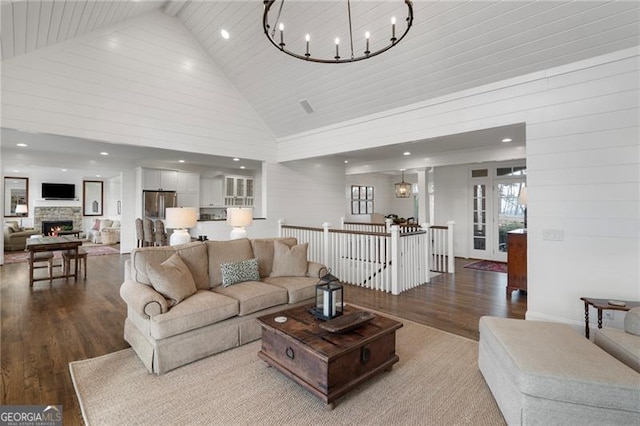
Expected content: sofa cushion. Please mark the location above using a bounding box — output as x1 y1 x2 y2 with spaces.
270 241 308 277
213 281 287 316
221 258 260 287
262 276 318 303
130 242 209 290
6 221 20 232
146 253 197 306
99 219 113 229
251 238 297 278
624 307 640 336
594 327 640 373
91 218 100 230
206 239 254 288
149 290 239 339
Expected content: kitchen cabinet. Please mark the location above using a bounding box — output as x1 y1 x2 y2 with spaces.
200 178 224 207
177 172 199 193
176 172 199 208
224 176 254 206
143 169 178 191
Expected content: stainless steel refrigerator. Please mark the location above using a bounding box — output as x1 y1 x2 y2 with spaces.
143 190 177 219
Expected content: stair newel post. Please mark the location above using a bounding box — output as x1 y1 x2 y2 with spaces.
447 220 455 273
278 219 284 238
423 222 431 283
322 222 331 270
390 225 400 295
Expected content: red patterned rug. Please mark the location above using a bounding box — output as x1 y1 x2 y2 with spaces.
463 260 508 273
3 245 120 264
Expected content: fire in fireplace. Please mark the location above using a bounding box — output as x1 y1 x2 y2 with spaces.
42 220 74 236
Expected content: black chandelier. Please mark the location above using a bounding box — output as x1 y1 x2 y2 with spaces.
263 0 414 64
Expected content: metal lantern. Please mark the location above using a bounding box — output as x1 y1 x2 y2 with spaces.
311 271 343 321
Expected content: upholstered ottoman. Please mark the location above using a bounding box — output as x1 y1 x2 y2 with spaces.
101 228 119 245
478 317 640 425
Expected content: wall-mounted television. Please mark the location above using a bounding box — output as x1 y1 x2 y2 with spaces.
42 183 76 200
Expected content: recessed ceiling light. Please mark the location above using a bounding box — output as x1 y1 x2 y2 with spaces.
502 138 512 143
16 143 27 147
240 166 246 169
403 151 411 156
96 174 101 178
178 160 185 163
61 169 68 172
344 160 349 164
12 170 19 173
100 152 109 156
233 158 240 162
221 29 230 39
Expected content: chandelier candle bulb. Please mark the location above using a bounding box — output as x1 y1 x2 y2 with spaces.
365 31 370 55
335 37 340 60
391 16 396 42
279 23 284 47
305 34 310 57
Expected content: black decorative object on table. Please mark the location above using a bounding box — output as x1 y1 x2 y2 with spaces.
310 271 343 321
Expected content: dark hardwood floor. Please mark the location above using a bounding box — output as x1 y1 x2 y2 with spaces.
0 253 525 425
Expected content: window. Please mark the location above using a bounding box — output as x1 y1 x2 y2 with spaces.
351 185 374 214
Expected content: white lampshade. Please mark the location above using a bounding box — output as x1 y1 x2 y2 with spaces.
227 207 253 240
165 207 197 246
518 186 528 206
15 204 28 215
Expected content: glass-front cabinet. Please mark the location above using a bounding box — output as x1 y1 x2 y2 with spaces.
224 176 254 206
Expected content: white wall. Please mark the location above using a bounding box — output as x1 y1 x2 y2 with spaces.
433 165 469 258
345 173 415 222
1 10 277 163
276 48 640 326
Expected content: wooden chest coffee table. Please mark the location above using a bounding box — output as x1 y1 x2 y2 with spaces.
257 304 403 409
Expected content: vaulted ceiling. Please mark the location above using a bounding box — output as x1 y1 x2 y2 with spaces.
1 0 639 171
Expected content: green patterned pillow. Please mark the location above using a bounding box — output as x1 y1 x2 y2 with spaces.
221 258 260 287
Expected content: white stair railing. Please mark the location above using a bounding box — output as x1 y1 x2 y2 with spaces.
279 220 444 295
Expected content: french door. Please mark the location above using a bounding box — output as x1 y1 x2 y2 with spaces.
469 166 526 262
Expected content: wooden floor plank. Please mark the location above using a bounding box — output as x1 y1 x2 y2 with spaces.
1 252 525 425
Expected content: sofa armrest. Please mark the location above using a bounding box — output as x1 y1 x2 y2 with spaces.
308 261 328 278
120 280 168 318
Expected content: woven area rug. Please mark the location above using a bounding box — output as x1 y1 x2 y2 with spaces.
69 320 504 425
464 260 508 273
3 245 119 264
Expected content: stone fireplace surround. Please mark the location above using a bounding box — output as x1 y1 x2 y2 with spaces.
34 207 82 234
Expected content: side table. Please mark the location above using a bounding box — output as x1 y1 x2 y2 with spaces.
580 297 640 338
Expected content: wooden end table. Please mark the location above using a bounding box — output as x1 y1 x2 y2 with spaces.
580 297 640 338
257 304 403 409
25 236 83 286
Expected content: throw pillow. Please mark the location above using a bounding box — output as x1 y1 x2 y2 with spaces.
91 219 100 231
624 307 640 336
146 253 197 306
221 258 260 287
6 221 20 232
270 241 308 277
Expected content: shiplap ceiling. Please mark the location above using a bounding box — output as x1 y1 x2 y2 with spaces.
1 0 639 170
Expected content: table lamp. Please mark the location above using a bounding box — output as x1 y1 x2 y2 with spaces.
227 207 253 240
15 204 28 227
165 207 197 246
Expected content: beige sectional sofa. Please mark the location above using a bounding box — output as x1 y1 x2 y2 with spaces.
120 237 326 374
